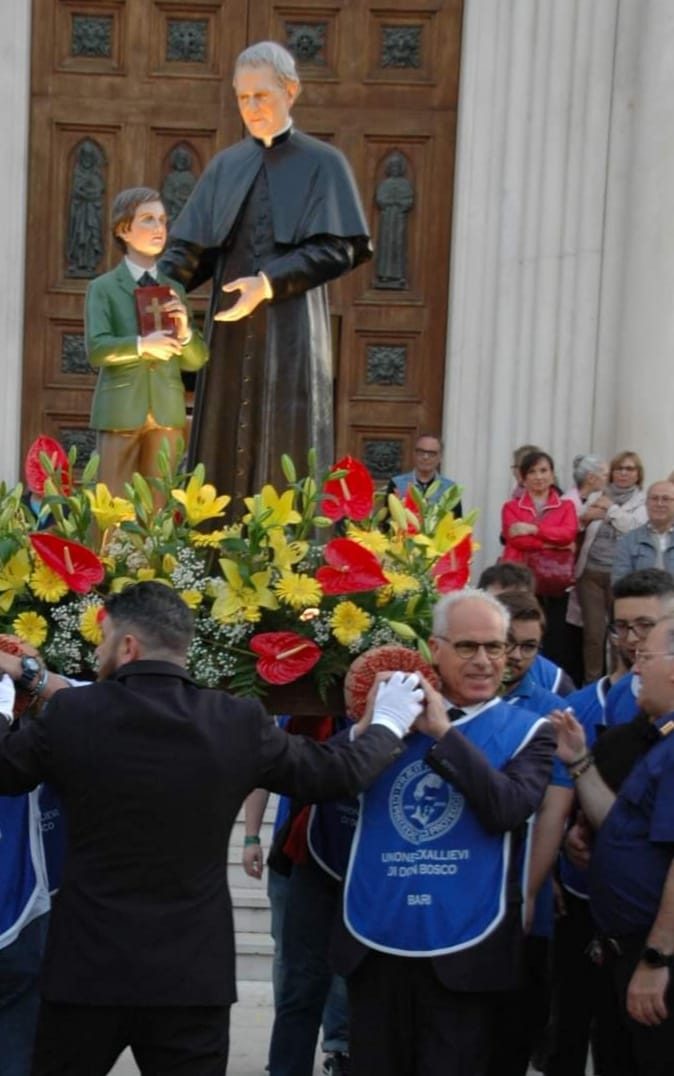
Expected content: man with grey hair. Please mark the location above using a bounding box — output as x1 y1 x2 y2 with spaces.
332 589 555 1076
161 40 371 501
612 480 674 583
553 613 674 1074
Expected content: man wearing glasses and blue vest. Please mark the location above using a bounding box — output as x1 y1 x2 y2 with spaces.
333 589 555 1076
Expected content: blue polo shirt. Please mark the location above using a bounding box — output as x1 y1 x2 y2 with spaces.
530 653 575 697
505 673 570 937
558 677 610 898
589 714 674 935
604 672 640 728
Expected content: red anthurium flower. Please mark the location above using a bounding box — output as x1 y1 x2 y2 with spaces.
431 535 473 593
24 436 71 496
250 631 322 684
316 538 388 594
321 457 374 521
29 533 105 594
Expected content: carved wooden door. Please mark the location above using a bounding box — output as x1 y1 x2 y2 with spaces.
22 0 462 486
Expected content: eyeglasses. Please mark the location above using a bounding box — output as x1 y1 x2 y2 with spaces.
415 448 439 457
505 639 541 658
635 649 674 664
434 636 507 660
647 495 674 504
608 618 657 640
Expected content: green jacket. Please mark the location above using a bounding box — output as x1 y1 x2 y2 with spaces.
86 260 208 431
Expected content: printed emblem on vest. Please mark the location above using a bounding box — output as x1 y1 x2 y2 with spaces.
389 759 464 845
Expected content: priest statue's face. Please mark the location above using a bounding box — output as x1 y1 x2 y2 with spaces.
234 63 299 141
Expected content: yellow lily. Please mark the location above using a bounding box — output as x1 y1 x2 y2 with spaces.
0 549 31 612
268 531 308 569
211 559 278 623
85 484 136 530
243 485 301 528
172 475 231 526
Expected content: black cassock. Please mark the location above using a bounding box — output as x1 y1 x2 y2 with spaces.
160 127 371 503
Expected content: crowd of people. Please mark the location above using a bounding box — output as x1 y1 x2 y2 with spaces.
1 439 674 1076
1 26 673 1076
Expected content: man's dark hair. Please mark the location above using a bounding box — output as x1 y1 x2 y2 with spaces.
478 561 535 592
104 581 194 656
111 187 162 252
495 589 546 630
612 568 674 601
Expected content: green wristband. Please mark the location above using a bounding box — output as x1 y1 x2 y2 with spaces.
244 835 261 846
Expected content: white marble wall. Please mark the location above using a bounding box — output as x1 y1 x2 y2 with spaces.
445 0 674 571
0 0 31 484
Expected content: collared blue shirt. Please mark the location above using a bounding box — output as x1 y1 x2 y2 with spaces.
558 677 611 897
589 713 674 935
604 672 640 728
504 672 570 938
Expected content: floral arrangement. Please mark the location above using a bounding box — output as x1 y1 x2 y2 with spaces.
0 441 477 701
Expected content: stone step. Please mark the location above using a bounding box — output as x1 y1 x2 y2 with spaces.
235 931 275 982
231 887 271 934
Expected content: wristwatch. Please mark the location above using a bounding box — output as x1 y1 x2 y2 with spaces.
17 655 41 691
640 946 674 968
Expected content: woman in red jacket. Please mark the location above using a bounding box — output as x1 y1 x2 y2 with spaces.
501 450 578 669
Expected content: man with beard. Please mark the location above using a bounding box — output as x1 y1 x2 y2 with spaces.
0 582 422 1075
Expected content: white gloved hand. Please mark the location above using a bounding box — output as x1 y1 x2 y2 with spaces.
0 673 16 722
371 671 424 738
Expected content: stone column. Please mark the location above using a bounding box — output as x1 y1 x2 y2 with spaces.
0 0 31 483
444 0 620 569
594 0 674 482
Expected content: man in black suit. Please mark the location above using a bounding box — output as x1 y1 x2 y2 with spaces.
0 582 422 1076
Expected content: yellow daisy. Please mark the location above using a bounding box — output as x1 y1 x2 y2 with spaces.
383 571 422 596
12 611 48 647
79 605 104 645
30 561 69 602
274 572 323 609
189 528 231 548
330 602 372 646
346 525 389 555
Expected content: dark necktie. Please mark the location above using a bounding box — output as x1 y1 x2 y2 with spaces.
137 271 158 287
447 707 466 722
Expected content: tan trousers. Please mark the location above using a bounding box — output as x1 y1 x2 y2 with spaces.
97 419 184 507
576 567 613 683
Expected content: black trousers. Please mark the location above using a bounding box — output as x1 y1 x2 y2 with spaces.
30 1000 230 1075
347 951 493 1076
609 934 674 1076
487 934 550 1076
546 891 635 1076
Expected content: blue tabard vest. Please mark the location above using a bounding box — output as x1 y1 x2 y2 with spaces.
0 791 49 947
39 783 66 893
344 701 546 956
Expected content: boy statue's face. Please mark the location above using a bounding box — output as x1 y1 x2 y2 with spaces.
117 200 167 262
